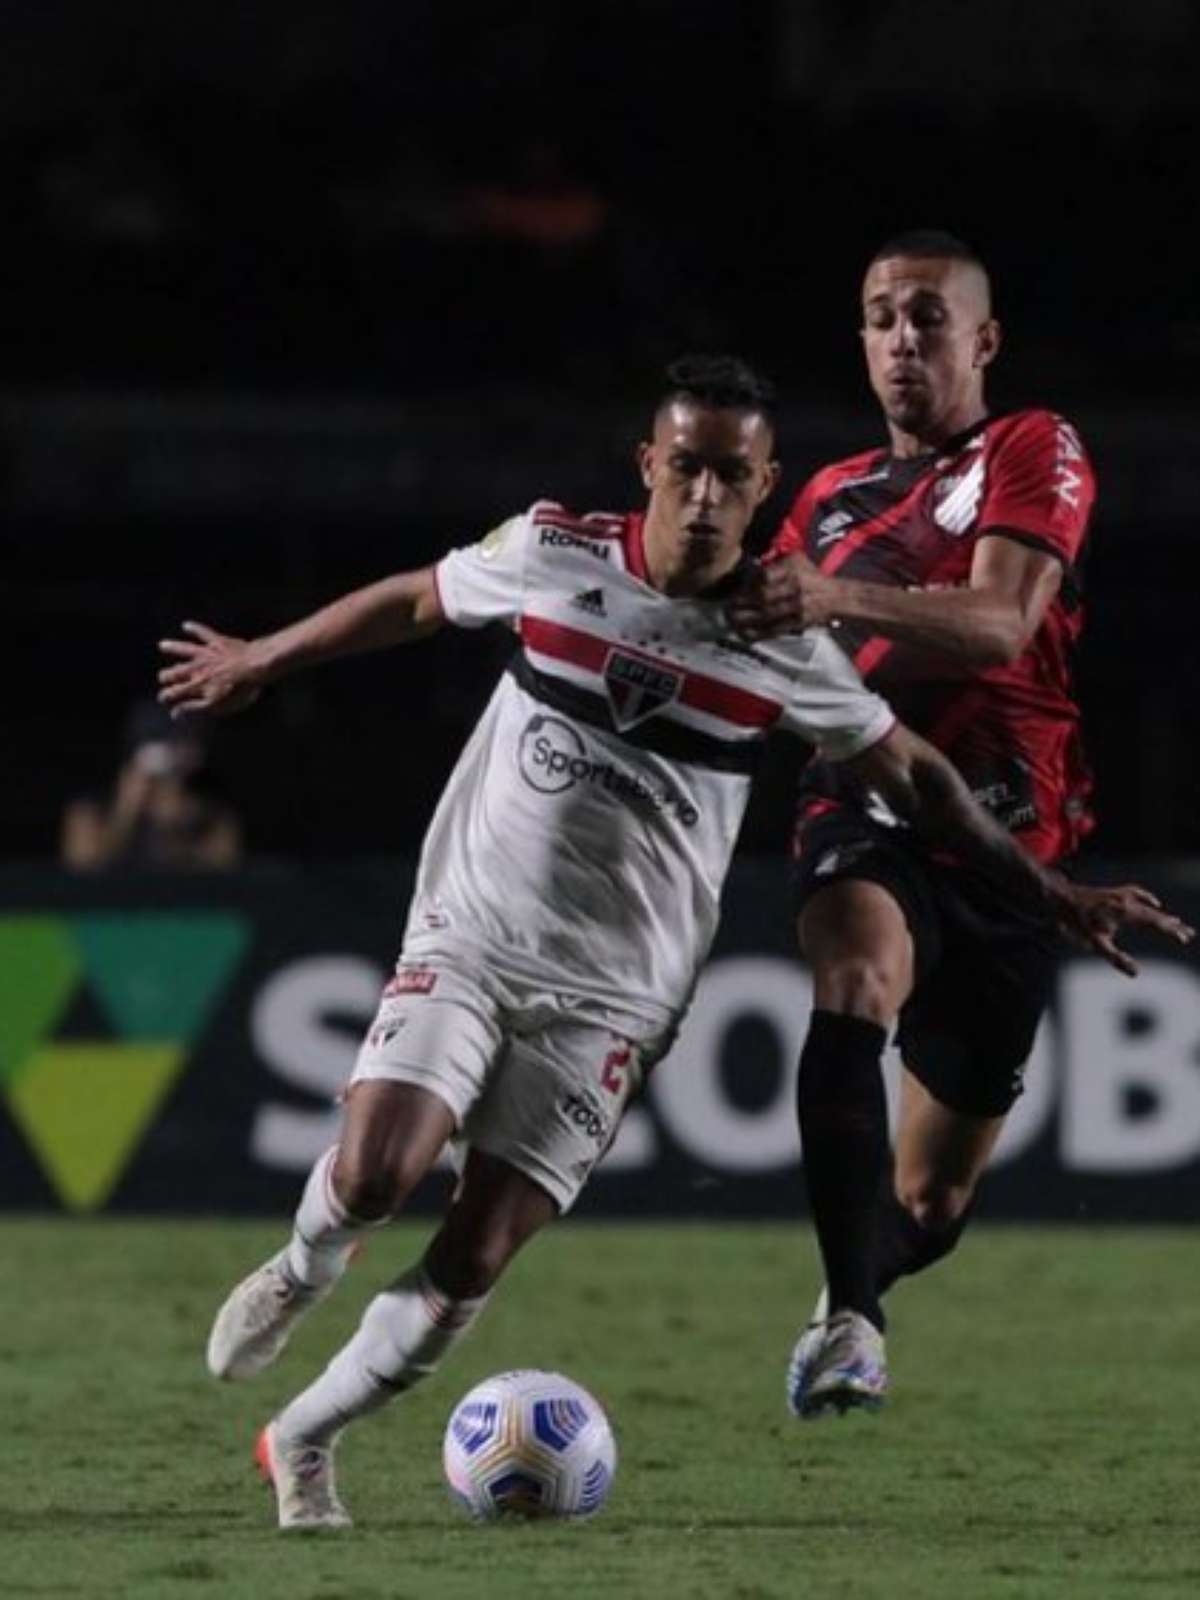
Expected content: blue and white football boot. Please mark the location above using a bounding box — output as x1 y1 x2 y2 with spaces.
785 1286 829 1416
789 1297 887 1420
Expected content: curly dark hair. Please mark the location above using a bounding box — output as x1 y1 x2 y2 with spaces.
659 354 777 422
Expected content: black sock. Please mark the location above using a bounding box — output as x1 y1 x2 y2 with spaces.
796 1009 889 1332
874 1187 974 1297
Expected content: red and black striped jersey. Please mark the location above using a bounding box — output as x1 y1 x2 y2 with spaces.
770 409 1096 863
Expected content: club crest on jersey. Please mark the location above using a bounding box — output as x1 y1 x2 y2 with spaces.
603 650 682 730
931 456 985 535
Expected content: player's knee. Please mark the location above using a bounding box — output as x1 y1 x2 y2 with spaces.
333 1151 425 1220
896 1174 975 1234
814 955 902 1025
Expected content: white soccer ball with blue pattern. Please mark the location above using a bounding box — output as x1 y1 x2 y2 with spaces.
443 1369 617 1520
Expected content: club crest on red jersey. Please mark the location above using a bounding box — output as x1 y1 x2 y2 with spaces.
603 650 682 730
931 455 985 535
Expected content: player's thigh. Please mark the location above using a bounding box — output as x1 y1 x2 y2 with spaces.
341 957 506 1210
896 910 1053 1150
337 1080 458 1213
892 1067 1006 1227
798 878 917 1020
463 1016 661 1216
792 814 936 1021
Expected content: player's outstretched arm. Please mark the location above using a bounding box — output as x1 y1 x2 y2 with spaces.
158 566 444 718
848 724 1194 976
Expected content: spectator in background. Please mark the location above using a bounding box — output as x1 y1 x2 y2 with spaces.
59 699 241 871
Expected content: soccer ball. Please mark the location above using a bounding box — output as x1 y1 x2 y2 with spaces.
442 1369 617 1520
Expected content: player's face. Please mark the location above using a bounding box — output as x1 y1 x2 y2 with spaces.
638 402 778 586
861 256 1000 449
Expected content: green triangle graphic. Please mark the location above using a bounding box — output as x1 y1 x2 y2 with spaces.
6 1042 185 1211
71 913 249 1042
0 918 80 1083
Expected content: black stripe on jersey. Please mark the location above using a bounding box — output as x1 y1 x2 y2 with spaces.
508 652 762 776
814 456 911 530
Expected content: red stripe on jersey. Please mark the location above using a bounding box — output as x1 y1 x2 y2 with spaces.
521 614 609 670
853 636 893 677
520 614 780 729
819 479 930 577
682 662 778 726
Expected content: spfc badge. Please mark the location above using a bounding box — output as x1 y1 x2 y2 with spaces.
603 650 682 730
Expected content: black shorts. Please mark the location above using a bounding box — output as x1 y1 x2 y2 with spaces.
791 810 1063 1118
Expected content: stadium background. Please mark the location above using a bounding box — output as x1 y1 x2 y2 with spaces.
4 0 1200 1221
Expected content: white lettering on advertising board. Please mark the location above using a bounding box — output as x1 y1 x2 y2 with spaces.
248 954 1200 1180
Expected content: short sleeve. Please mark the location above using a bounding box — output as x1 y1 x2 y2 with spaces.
434 513 531 629
978 411 1095 565
773 628 896 761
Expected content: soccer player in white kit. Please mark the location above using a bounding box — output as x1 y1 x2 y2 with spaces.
158 357 1181 1529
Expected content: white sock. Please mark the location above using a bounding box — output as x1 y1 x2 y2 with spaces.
285 1147 377 1290
276 1264 489 1447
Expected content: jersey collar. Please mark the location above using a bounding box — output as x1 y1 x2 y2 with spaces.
886 412 993 471
627 509 753 600
623 511 650 580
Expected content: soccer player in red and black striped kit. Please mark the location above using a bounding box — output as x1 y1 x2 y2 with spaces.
731 230 1135 1417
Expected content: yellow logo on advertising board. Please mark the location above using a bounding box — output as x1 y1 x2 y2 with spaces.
0 914 247 1210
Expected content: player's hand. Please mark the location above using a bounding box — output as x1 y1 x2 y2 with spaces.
157 622 265 718
728 554 838 639
1050 881 1194 977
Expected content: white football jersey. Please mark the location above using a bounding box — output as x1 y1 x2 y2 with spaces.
401 502 895 1033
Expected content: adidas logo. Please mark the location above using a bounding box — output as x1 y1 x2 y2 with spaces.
571 588 606 616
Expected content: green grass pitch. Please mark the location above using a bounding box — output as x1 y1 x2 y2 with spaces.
2 1218 1198 1599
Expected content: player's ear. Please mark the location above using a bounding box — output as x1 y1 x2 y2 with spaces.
974 317 1001 369
756 458 781 505
636 440 656 490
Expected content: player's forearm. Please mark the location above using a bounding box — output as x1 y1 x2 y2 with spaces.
825 579 1024 667
251 572 442 681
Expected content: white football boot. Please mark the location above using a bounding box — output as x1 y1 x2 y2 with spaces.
256 1422 352 1530
796 1308 887 1420
206 1249 331 1380
785 1285 829 1416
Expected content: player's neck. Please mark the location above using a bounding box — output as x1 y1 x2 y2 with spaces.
643 531 741 597
887 400 989 459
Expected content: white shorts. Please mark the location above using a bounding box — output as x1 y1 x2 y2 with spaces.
351 954 672 1212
